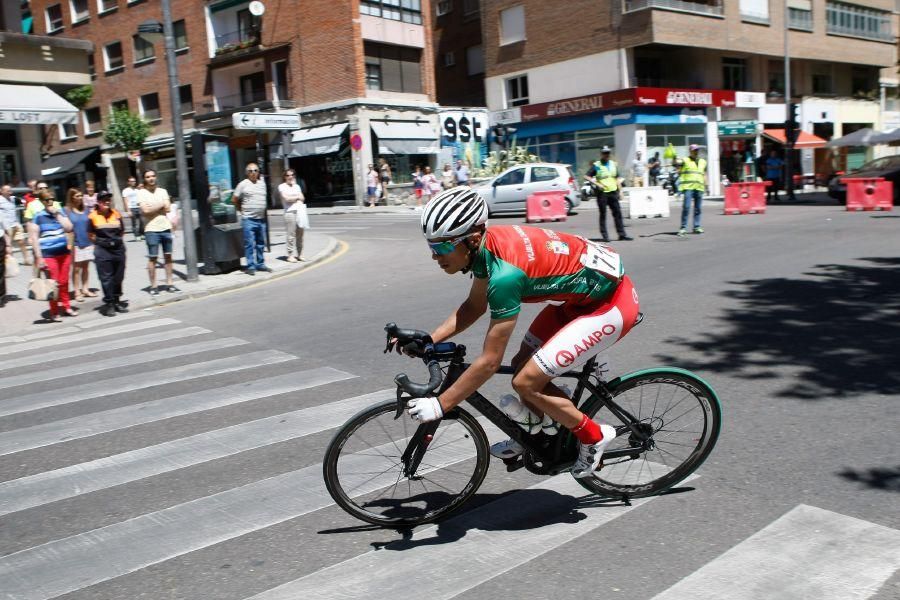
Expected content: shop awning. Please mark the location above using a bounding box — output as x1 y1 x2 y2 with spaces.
41 147 101 179
865 128 900 145
762 128 828 149
283 123 347 157
371 121 440 155
825 128 876 148
0 84 78 125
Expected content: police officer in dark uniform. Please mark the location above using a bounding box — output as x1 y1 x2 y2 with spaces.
89 191 128 316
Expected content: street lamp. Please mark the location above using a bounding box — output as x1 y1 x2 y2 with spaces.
137 4 198 282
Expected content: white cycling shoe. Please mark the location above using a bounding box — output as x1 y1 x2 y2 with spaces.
571 424 617 478
490 439 524 460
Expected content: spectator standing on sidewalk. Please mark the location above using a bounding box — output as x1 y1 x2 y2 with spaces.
378 158 392 202
421 166 441 204
278 169 308 262
122 176 142 240
137 169 178 295
82 180 98 214
648 152 661 185
441 163 455 189
411 166 424 207
65 188 97 302
631 151 647 187
90 191 128 317
233 162 270 275
764 150 784 203
1 203 11 307
1 185 29 264
24 182 58 223
28 190 76 321
677 144 708 236
366 164 378 207
590 146 632 242
454 159 469 187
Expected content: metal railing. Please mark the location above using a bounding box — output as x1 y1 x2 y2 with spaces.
215 90 268 111
213 28 260 54
623 0 723 17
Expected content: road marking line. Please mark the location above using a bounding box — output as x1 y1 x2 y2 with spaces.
650 504 900 600
0 318 181 356
0 389 393 516
0 363 352 457
0 422 483 600
0 327 212 371
0 337 245 389
248 472 698 600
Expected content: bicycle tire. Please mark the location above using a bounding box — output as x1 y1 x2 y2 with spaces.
575 368 722 499
323 400 490 527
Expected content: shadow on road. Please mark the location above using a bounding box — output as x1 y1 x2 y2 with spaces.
655 257 900 399
838 465 900 493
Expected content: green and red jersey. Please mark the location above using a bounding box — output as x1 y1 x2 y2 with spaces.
470 225 624 319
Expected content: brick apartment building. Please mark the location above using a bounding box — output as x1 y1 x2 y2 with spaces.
433 0 485 107
29 0 440 206
480 0 898 195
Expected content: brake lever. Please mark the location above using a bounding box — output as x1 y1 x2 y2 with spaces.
394 384 408 419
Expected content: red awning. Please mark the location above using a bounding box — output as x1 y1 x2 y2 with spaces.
762 128 828 149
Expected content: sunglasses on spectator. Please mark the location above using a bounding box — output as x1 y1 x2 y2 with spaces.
428 233 476 256
247 169 259 173
37 186 48 190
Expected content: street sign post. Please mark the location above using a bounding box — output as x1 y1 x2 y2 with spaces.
232 112 300 130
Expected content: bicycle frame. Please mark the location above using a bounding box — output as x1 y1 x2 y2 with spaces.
401 356 653 478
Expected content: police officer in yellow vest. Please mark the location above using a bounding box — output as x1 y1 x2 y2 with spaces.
587 146 632 242
678 144 708 236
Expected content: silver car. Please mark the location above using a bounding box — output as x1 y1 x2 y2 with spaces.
472 163 580 216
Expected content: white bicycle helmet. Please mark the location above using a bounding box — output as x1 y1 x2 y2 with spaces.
421 186 489 240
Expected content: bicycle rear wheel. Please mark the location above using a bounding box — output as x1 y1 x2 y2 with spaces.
576 368 721 498
323 400 490 527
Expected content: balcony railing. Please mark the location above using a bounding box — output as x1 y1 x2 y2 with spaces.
213 28 260 55
216 89 268 111
623 0 723 17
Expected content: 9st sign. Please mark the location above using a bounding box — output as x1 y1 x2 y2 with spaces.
442 111 487 144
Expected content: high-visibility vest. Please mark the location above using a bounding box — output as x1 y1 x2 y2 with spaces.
679 157 707 191
595 160 618 192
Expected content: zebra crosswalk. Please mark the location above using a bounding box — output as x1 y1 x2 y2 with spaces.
302 211 423 237
1 314 898 600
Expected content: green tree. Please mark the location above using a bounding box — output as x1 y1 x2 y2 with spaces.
104 109 151 153
64 85 93 110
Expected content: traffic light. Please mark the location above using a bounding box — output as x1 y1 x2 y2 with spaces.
491 125 518 147
785 103 800 145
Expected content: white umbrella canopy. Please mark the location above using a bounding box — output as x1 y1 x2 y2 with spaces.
825 127 877 148
868 128 900 145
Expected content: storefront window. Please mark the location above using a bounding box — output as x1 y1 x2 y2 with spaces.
646 124 706 166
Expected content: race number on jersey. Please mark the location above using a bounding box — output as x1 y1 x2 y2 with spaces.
580 241 622 281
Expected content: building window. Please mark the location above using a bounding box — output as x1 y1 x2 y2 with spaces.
462 0 479 16
364 42 422 93
436 0 452 16
103 41 123 71
768 59 784 96
273 61 289 101
45 4 64 32
140 93 161 120
826 1 892 41
88 53 96 79
443 52 455 67
739 0 768 23
84 107 102 133
110 99 128 113
60 122 78 140
239 72 267 105
360 0 422 24
178 85 193 115
466 45 484 76
98 0 117 13
851 66 877 98
173 19 188 50
812 65 834 95
499 5 525 45
787 1 813 31
70 0 89 22
506 74 528 107
132 34 155 63
722 57 747 90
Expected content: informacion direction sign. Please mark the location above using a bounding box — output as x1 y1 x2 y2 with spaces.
232 112 300 130
718 120 758 137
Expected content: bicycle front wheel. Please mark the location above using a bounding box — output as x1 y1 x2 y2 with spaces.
576 368 722 498
323 400 490 527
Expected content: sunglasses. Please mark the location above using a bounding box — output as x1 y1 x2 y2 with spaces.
247 169 259 173
37 186 48 190
428 233 476 256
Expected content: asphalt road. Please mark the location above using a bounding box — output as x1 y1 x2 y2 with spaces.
2 199 899 600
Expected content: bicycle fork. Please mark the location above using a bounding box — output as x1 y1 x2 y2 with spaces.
400 421 441 479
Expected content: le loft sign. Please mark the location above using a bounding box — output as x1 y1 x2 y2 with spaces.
520 87 747 122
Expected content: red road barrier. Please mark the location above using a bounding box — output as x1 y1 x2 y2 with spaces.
842 177 893 211
724 181 770 215
526 191 568 223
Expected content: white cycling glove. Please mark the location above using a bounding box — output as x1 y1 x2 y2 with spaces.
406 396 444 423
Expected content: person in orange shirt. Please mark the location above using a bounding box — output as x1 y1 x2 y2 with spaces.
88 191 128 317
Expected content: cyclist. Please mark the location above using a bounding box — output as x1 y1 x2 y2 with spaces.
405 187 641 478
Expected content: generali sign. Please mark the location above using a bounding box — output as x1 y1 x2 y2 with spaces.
520 87 738 122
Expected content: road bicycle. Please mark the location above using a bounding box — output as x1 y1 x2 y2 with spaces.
323 321 722 528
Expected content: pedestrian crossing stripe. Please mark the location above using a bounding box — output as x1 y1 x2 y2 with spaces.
0 317 182 356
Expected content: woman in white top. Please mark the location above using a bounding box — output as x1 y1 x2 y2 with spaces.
420 166 441 204
277 169 308 262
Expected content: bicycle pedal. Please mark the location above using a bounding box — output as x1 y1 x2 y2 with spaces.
502 456 524 472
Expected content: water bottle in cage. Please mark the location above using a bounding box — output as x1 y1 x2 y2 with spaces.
498 394 542 434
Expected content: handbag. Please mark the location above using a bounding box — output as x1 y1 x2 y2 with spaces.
28 268 59 301
4 254 19 278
